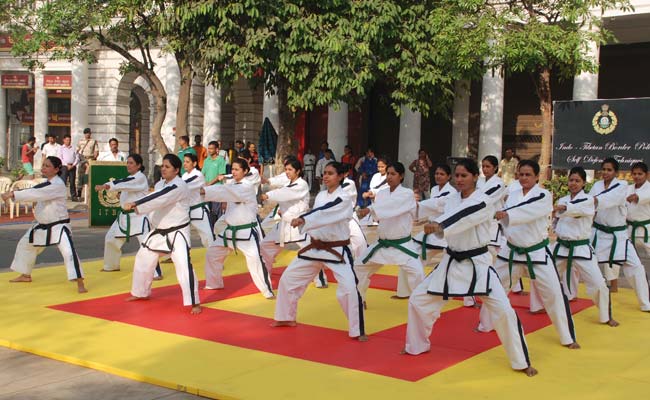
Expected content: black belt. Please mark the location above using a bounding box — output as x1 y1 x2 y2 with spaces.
440 246 488 300
151 221 190 236
29 218 70 245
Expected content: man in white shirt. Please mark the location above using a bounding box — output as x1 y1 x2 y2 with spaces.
98 138 127 162
41 134 61 158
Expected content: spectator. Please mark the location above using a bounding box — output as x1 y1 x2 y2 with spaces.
42 134 61 158
217 140 229 164
98 138 127 162
21 136 37 179
318 141 335 160
76 128 99 195
57 134 80 201
247 142 263 175
409 149 433 200
234 140 245 157
303 148 316 191
357 148 378 207
192 134 208 168
341 145 357 179
203 140 228 223
499 147 519 185
177 135 196 174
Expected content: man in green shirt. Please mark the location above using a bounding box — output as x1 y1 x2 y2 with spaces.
177 135 196 174
203 140 228 223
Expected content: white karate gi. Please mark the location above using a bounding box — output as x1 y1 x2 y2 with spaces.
478 175 507 248
130 176 200 307
315 178 368 287
183 169 215 248
413 182 457 263
358 172 387 226
102 171 154 272
259 172 290 230
203 179 274 297
589 179 650 310
10 176 84 281
260 177 310 270
303 153 316 190
478 185 577 345
552 191 612 323
627 180 650 257
274 186 366 337
356 185 424 301
405 189 531 371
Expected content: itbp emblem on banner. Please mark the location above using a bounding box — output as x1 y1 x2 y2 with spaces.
592 104 618 135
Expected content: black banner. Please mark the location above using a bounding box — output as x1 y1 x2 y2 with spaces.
553 98 650 169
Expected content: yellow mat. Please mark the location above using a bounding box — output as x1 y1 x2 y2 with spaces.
1 249 649 399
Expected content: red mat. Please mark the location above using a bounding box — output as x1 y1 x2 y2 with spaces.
50 270 592 381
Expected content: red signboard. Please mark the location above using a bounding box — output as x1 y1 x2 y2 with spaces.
0 34 13 51
43 75 72 90
21 113 71 126
1 74 32 89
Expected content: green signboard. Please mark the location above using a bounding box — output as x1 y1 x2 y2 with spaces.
88 161 128 226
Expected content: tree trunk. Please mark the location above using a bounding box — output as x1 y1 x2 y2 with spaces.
145 71 169 156
274 81 297 174
536 67 553 180
175 64 193 147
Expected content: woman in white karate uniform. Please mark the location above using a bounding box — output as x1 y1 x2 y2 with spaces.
124 154 201 314
356 162 423 305
182 153 215 249
202 159 274 298
552 166 618 326
359 156 389 226
478 155 507 252
413 164 456 263
404 158 536 376
273 161 367 341
96 154 161 278
627 162 650 258
314 166 368 288
479 160 579 349
260 158 310 274
4 156 87 293
259 155 297 230
589 158 650 310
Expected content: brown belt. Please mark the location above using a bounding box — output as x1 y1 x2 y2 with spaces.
298 238 351 262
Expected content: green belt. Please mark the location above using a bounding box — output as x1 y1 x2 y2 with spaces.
190 202 208 211
627 218 650 244
506 238 549 288
270 204 279 218
223 221 258 253
553 238 590 292
421 233 430 260
592 222 627 268
362 235 419 264
118 209 135 242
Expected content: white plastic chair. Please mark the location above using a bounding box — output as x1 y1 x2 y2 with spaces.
0 177 12 214
9 179 38 219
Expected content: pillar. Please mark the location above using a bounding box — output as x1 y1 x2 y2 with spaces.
34 71 48 146
327 101 348 160
478 68 505 162
398 106 421 188
451 80 470 158
203 84 221 145
71 61 88 146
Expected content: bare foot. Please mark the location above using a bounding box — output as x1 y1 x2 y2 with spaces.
513 291 529 296
363 301 367 310
272 320 297 327
100 269 120 272
528 309 547 315
519 366 538 377
266 295 276 300
126 295 149 302
356 335 369 342
10 274 32 283
203 285 224 290
400 348 408 355
316 284 329 289
473 326 486 333
153 276 163 281
565 342 581 349
390 295 409 300
76 279 88 293
191 305 202 314
569 298 578 302
606 319 620 327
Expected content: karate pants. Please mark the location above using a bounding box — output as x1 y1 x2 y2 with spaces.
600 246 650 311
405 270 530 371
314 219 367 288
479 256 577 346
556 257 612 323
11 227 83 281
131 231 199 306
103 222 162 278
191 216 216 248
356 255 424 302
205 236 274 298
275 249 365 337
